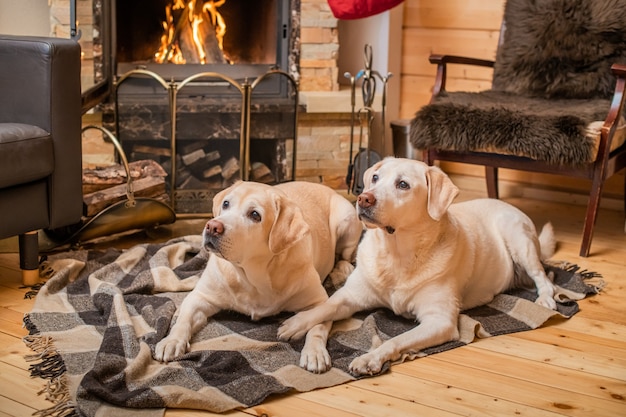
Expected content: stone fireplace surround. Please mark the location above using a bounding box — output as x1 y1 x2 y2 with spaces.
50 0 395 192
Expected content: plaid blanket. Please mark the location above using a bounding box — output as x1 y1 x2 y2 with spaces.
23 236 603 417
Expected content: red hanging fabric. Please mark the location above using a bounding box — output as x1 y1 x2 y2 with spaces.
327 0 404 20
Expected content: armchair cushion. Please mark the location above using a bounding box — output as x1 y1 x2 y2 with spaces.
0 123 53 188
411 91 626 165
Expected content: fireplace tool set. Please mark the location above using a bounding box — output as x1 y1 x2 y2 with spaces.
345 44 392 195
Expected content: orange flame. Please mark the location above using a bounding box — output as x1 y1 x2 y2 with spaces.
203 0 227 51
154 0 228 65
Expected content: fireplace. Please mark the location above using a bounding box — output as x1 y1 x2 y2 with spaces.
113 0 293 84
90 0 301 214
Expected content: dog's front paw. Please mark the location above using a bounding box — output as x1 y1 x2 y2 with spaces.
535 293 557 310
328 260 355 287
300 342 331 374
154 336 190 363
277 314 311 341
349 352 385 376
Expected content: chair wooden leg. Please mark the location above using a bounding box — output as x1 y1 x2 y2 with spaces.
423 149 434 165
18 231 40 286
580 175 605 257
485 166 499 199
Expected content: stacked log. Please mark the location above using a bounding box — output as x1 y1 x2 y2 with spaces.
164 142 276 190
82 160 169 217
82 141 278 216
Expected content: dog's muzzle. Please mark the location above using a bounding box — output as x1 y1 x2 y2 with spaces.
357 192 395 234
203 219 224 253
203 234 219 252
358 209 395 235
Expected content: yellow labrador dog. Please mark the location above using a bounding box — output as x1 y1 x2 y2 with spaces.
154 181 362 373
278 158 558 375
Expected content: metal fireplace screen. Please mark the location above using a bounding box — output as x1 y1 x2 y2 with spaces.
98 0 299 215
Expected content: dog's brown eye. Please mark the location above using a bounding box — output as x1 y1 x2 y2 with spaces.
397 180 410 190
222 200 230 210
372 174 379 183
249 210 262 222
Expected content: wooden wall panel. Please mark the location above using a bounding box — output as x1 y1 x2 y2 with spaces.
400 73 493 119
402 28 500 75
400 26 499 117
399 75 432 119
403 0 505 30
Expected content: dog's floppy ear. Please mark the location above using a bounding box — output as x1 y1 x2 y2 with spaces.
425 166 459 221
268 192 310 254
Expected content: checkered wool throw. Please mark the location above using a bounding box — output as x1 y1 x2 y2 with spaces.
23 235 602 417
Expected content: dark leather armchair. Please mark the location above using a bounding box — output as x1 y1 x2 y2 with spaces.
409 0 626 257
0 35 83 285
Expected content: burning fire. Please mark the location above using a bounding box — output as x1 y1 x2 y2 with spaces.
154 0 229 65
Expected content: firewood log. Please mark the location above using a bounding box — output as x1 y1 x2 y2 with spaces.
83 176 167 216
82 160 168 194
182 148 205 166
250 162 275 183
203 164 223 179
221 157 240 180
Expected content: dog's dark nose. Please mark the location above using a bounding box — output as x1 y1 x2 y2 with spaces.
357 192 376 208
206 219 224 236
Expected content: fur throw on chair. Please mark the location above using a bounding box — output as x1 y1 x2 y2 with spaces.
410 0 626 166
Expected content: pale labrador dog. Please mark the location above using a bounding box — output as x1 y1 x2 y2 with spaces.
278 157 559 375
154 181 362 373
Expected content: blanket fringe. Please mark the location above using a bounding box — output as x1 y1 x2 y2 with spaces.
39 256 55 279
31 399 77 417
23 283 45 300
20 256 53 299
23 315 78 417
545 260 606 293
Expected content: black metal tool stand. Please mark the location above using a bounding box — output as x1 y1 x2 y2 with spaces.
345 44 392 195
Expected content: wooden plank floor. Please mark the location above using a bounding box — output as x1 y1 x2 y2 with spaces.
1 183 625 417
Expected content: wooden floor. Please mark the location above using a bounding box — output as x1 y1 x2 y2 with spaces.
1 184 625 417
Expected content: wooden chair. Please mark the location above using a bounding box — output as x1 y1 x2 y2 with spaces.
409 0 626 257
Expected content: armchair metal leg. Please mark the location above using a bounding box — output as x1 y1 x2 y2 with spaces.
18 231 40 286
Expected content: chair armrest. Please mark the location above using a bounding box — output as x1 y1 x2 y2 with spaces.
429 54 495 67
598 63 626 161
429 54 495 97
610 63 626 78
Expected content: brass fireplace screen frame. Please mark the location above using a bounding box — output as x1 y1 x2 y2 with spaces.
112 68 299 210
